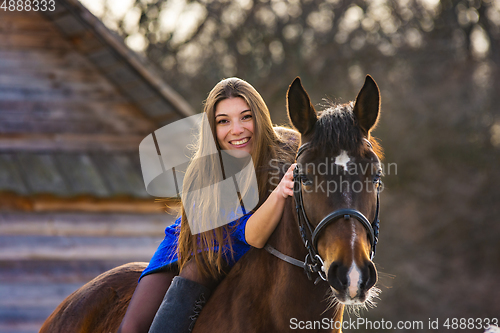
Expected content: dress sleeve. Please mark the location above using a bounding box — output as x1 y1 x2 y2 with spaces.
229 213 253 246
164 216 181 235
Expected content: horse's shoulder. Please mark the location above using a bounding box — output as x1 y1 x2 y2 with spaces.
194 248 268 332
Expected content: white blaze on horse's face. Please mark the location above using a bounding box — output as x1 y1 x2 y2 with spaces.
347 262 362 301
335 150 350 170
346 219 362 302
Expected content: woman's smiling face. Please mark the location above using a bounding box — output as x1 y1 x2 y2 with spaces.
215 97 254 155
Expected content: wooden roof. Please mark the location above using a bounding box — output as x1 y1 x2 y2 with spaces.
0 1 193 211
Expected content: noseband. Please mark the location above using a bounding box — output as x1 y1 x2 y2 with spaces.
265 139 382 284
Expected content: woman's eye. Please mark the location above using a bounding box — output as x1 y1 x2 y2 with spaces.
217 119 228 124
242 114 252 121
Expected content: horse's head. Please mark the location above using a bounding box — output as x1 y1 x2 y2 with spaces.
287 76 382 307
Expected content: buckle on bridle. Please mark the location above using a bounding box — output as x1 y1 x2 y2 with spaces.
304 253 327 284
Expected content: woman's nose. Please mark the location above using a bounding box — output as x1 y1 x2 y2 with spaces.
231 121 244 135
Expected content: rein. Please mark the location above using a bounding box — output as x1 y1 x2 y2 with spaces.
265 139 382 284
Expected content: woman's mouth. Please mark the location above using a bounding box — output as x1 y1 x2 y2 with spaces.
229 137 250 147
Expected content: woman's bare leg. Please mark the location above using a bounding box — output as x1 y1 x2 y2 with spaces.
118 271 176 333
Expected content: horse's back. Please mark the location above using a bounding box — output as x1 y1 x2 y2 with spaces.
40 262 147 333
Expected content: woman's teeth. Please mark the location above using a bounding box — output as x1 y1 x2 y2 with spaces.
231 138 249 145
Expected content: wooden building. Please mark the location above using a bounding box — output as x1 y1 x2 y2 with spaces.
0 1 191 331
0 0 193 212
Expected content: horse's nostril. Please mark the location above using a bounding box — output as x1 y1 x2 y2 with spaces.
327 261 348 292
364 261 378 290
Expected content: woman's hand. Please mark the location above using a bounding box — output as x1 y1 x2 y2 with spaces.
273 163 296 199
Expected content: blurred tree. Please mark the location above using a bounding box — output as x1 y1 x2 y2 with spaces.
102 0 499 121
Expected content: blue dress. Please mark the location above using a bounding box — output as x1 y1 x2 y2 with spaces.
140 213 253 280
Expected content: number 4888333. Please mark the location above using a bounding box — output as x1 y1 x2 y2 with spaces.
1 0 56 11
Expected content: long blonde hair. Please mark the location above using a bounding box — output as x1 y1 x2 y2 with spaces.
177 77 298 278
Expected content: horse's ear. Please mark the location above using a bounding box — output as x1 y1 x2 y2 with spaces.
287 77 317 136
353 75 381 137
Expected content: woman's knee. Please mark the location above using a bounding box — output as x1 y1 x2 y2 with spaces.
117 320 142 333
179 259 224 290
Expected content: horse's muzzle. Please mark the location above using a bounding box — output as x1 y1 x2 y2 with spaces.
327 260 377 304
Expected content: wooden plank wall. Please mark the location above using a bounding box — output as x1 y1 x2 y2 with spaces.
0 10 167 201
0 10 156 137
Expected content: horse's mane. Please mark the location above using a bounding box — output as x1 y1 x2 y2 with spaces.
313 101 383 159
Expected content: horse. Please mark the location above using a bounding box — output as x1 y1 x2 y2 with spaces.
40 75 383 333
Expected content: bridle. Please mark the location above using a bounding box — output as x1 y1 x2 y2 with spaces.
265 139 382 284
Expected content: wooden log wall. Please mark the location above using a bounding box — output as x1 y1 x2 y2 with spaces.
0 10 156 137
0 8 188 205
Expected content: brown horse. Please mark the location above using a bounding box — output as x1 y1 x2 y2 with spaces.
41 75 383 333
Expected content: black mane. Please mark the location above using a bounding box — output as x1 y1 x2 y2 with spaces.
309 102 364 157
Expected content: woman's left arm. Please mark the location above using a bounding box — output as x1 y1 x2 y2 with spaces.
244 163 295 248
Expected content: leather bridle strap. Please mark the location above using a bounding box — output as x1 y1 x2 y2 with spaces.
264 244 305 269
311 209 375 254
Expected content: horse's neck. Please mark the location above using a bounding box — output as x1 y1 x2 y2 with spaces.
267 197 307 260
264 198 344 329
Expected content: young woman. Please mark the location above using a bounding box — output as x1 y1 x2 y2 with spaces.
118 77 298 333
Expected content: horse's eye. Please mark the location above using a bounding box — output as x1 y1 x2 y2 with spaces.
373 169 383 184
300 174 313 186
373 175 384 191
